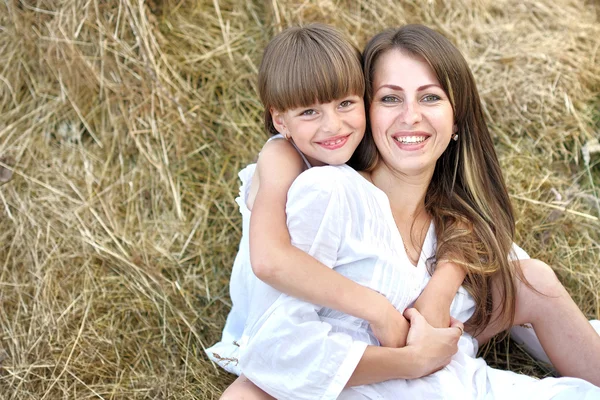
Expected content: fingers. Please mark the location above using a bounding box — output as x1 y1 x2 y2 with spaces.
449 316 464 336
403 307 422 322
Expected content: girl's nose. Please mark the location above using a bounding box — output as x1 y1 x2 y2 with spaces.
322 111 342 134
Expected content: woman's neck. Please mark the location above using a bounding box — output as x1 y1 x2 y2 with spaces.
368 161 432 220
366 161 434 265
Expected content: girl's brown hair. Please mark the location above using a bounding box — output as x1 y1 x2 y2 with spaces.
351 25 521 334
258 24 364 136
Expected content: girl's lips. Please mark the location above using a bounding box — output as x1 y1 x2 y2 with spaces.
317 134 350 150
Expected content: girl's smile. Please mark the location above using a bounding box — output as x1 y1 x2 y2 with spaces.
271 95 366 166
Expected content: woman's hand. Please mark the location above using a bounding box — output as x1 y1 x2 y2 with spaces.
348 308 464 386
370 302 410 348
403 308 463 378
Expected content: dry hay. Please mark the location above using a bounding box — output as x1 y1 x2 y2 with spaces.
0 0 599 398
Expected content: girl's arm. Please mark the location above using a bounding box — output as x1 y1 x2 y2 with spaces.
347 308 463 386
240 169 462 398
413 261 466 328
224 309 463 399
250 139 407 347
241 298 462 399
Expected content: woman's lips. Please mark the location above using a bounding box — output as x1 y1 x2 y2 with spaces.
392 133 430 150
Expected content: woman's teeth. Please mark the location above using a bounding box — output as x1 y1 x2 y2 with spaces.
395 136 426 144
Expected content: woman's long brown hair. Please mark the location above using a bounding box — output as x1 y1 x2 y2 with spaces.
351 25 522 335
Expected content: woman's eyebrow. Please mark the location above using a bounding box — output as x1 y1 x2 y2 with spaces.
375 83 441 92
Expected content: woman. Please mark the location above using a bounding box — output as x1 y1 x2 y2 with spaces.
355 25 600 382
221 25 600 399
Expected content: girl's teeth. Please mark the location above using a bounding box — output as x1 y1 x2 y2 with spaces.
324 138 343 146
395 136 426 144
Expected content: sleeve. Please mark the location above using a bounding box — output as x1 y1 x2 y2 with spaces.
239 167 368 400
286 167 344 268
509 243 530 261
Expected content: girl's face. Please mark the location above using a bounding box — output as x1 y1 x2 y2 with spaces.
369 49 455 177
271 95 366 166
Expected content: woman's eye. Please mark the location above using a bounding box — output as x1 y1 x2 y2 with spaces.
422 94 441 102
381 95 399 103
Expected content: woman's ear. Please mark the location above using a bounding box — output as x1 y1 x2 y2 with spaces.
271 108 289 139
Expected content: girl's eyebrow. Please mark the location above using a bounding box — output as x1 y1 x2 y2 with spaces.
375 83 441 92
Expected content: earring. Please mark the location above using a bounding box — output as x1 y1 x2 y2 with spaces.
452 133 459 141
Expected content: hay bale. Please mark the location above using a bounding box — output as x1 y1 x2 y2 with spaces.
0 0 598 397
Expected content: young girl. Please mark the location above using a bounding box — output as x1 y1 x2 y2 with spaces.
206 24 465 378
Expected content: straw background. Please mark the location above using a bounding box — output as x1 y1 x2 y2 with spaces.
0 0 599 398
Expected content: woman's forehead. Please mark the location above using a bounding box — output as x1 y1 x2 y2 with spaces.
372 50 439 90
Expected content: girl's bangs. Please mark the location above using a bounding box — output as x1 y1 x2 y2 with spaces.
269 48 364 111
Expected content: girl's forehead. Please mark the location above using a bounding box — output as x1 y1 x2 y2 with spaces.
283 90 363 110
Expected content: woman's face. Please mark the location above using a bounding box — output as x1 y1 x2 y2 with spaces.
369 49 455 177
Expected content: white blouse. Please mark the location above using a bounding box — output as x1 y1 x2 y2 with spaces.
234 165 600 399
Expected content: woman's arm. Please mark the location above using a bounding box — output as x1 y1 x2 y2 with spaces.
250 140 407 347
413 261 466 328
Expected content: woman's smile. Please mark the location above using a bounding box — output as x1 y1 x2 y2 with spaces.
392 132 430 149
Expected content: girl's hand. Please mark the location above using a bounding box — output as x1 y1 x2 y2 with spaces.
370 302 409 348
403 308 463 377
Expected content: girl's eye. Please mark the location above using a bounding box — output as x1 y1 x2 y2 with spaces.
339 100 353 108
422 94 441 102
300 109 317 116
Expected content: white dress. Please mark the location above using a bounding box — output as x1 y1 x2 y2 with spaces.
206 134 312 375
207 164 600 399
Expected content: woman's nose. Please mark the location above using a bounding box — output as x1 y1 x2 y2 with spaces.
400 101 422 125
